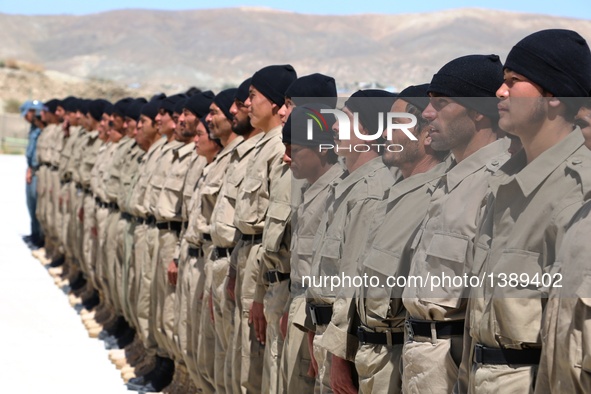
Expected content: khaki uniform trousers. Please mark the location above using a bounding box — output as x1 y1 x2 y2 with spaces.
469 363 536 394
211 254 236 392
355 343 402 394
82 194 97 288
313 324 333 394
104 209 122 313
94 205 111 300
279 297 316 394
134 222 161 356
402 336 463 394
196 244 217 394
117 217 135 325
232 239 265 394
262 280 290 393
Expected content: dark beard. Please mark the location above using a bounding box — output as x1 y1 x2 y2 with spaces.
232 117 254 136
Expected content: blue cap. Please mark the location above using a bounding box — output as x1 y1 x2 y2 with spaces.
20 100 44 117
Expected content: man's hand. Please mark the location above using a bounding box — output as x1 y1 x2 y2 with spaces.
167 260 178 286
226 267 236 301
26 168 32 184
91 226 98 238
307 330 318 378
249 301 267 345
330 355 357 394
280 311 289 339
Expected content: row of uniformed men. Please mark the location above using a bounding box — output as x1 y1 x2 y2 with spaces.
32 27 591 394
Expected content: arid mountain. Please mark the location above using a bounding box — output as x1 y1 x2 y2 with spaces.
1 7 590 96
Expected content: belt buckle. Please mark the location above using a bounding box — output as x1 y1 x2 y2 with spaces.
405 319 414 340
474 344 484 364
357 327 366 344
269 270 279 283
308 304 318 326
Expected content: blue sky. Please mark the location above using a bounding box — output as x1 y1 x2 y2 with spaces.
0 0 590 19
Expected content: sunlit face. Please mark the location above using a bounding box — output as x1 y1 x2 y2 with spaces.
195 121 219 159
278 97 295 127
124 117 137 137
246 85 275 129
230 99 253 136
383 99 423 167
183 109 199 135
331 106 365 159
111 114 125 133
422 95 474 152
157 109 175 136
496 69 547 137
206 102 232 140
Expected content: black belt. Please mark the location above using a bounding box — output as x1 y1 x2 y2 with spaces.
212 246 233 260
121 212 134 221
407 319 465 339
306 303 333 326
146 215 156 225
50 165 59 171
188 246 203 258
203 233 212 242
357 327 404 345
473 344 541 365
241 233 263 243
136 217 147 224
107 202 119 210
156 221 182 233
95 197 108 208
264 270 290 284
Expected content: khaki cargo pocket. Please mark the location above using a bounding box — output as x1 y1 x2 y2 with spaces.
362 247 401 319
236 176 265 225
492 249 543 345
264 201 292 253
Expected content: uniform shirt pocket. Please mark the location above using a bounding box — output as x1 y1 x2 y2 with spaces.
362 247 401 320
263 201 292 253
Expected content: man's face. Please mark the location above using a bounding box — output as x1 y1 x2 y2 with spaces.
157 109 175 136
496 69 547 137
290 143 326 180
194 121 217 158
137 114 158 147
206 102 232 140
55 106 65 121
66 111 79 126
183 109 199 135
25 110 35 123
383 99 422 167
278 97 295 127
111 114 126 133
576 105 591 150
246 86 274 129
230 99 254 136
331 106 364 159
124 117 137 137
422 95 474 152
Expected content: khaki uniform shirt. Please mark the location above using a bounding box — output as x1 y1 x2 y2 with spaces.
402 138 510 321
117 143 145 213
77 131 103 188
185 137 243 247
306 156 395 333
153 141 193 222
536 201 591 394
91 142 117 203
102 136 135 203
49 125 65 168
254 164 303 303
143 139 185 217
127 137 167 219
469 129 591 351
211 133 264 252
234 126 285 236
290 164 345 295
321 160 452 360
181 153 207 222
35 124 54 165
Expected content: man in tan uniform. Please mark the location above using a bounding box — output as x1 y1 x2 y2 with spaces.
279 101 342 394
397 55 509 394
463 29 591 393
182 88 240 393
320 86 448 393
230 64 296 393
302 90 396 393
210 78 263 393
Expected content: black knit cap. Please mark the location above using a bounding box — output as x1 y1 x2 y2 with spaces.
174 98 188 115
344 90 398 135
235 78 252 103
214 88 238 120
43 99 62 114
126 98 148 121
428 54 503 118
159 94 187 115
283 103 336 147
285 73 338 108
88 99 112 122
113 97 134 118
140 98 163 121
397 84 430 111
62 96 78 113
505 29 591 99
251 64 297 107
185 90 215 118
78 99 91 115
151 93 166 102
